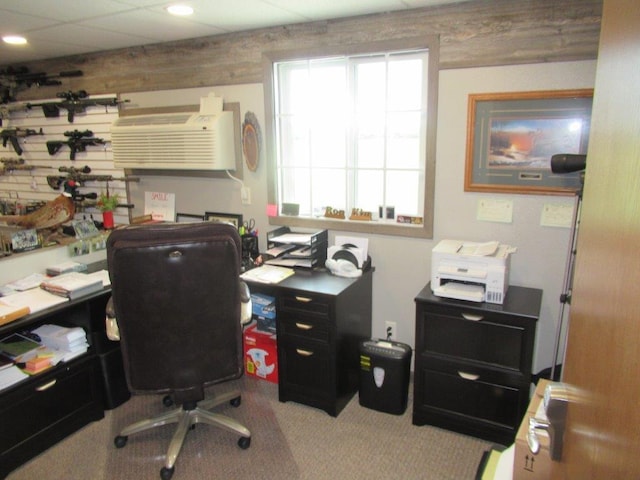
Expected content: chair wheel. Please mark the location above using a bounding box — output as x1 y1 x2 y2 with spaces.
238 436 251 449
230 396 241 407
162 395 174 407
114 435 128 448
160 466 175 480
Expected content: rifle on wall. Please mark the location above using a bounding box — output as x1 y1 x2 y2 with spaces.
46 129 108 160
0 103 27 127
46 165 139 190
1 127 44 155
0 67 83 104
27 90 129 123
1 157 52 175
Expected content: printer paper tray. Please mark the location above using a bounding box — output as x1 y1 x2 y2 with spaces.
433 282 484 302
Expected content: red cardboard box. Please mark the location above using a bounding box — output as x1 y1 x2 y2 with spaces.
243 324 278 384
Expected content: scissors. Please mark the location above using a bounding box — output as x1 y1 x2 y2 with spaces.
243 218 255 234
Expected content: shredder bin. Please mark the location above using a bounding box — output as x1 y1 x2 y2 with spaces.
359 338 412 415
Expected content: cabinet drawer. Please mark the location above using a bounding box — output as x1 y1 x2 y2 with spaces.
0 356 102 454
278 337 332 396
418 307 531 372
279 292 331 317
417 367 525 430
278 313 331 342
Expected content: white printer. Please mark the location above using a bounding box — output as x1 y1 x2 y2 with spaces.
431 239 516 304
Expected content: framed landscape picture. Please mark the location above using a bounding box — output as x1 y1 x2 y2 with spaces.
465 89 593 195
204 212 243 228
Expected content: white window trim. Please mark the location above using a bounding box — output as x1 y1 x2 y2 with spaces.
262 36 439 239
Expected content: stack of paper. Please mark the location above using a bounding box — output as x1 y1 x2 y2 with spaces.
40 272 103 300
0 365 28 391
46 261 88 276
241 265 295 284
0 288 68 314
32 324 89 362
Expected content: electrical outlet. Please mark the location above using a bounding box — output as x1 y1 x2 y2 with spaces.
385 321 396 340
241 186 251 205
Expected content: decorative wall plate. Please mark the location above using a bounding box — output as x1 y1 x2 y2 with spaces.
242 111 262 172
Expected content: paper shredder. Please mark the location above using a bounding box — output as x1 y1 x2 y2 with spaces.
359 339 412 415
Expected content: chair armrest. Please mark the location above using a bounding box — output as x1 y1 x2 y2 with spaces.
240 280 252 325
105 296 120 341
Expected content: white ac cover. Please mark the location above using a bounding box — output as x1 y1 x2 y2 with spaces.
110 111 235 170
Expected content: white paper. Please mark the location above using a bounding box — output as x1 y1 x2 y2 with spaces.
144 191 176 221
1 288 68 313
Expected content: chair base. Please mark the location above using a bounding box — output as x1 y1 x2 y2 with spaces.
114 389 251 479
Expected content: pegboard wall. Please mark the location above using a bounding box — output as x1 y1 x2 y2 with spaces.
0 95 133 226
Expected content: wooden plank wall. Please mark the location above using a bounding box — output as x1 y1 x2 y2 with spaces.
6 0 602 100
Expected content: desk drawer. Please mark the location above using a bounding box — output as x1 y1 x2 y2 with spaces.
278 337 332 396
418 308 530 372
417 367 524 430
279 292 331 317
278 313 331 343
0 356 103 454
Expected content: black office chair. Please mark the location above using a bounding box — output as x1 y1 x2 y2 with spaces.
106 222 251 480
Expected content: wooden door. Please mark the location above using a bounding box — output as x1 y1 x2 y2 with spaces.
552 0 640 478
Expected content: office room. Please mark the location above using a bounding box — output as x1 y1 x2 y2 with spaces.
0 0 638 479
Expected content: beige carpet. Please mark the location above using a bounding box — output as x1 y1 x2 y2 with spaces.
7 377 492 480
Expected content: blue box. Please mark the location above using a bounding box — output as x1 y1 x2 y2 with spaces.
251 293 276 319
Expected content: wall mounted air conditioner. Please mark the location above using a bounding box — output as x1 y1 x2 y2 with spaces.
111 96 235 170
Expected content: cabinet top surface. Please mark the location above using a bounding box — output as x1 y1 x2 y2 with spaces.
415 282 542 319
245 267 373 296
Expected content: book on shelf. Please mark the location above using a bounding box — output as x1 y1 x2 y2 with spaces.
0 302 30 327
40 272 104 300
0 332 42 362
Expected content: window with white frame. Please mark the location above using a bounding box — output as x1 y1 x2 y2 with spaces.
263 37 439 238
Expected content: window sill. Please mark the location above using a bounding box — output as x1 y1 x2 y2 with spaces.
268 215 433 239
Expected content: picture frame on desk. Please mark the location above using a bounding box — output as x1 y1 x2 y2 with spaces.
176 213 204 223
465 89 593 195
204 212 243 229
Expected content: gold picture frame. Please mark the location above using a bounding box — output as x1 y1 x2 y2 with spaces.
465 89 593 195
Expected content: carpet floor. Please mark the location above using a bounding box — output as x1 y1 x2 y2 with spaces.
7 377 492 479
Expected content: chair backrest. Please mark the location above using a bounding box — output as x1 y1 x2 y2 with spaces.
106 221 243 403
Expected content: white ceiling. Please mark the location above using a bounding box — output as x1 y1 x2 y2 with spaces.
0 0 468 66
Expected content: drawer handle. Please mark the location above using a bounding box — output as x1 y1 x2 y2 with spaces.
461 313 484 322
35 379 57 391
458 371 480 381
295 322 313 331
295 296 313 303
296 348 314 357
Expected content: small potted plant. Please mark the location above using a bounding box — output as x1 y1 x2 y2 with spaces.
97 191 120 229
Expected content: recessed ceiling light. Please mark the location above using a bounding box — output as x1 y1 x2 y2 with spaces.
166 4 194 16
3 35 28 45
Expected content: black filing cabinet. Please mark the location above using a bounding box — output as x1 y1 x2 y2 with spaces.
413 283 542 445
247 269 373 417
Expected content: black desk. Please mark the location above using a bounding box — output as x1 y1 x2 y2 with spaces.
0 287 129 479
245 268 373 416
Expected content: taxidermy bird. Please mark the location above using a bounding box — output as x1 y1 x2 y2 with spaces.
0 193 74 230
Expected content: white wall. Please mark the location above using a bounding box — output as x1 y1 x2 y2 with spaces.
372 60 596 374
2 60 596 374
